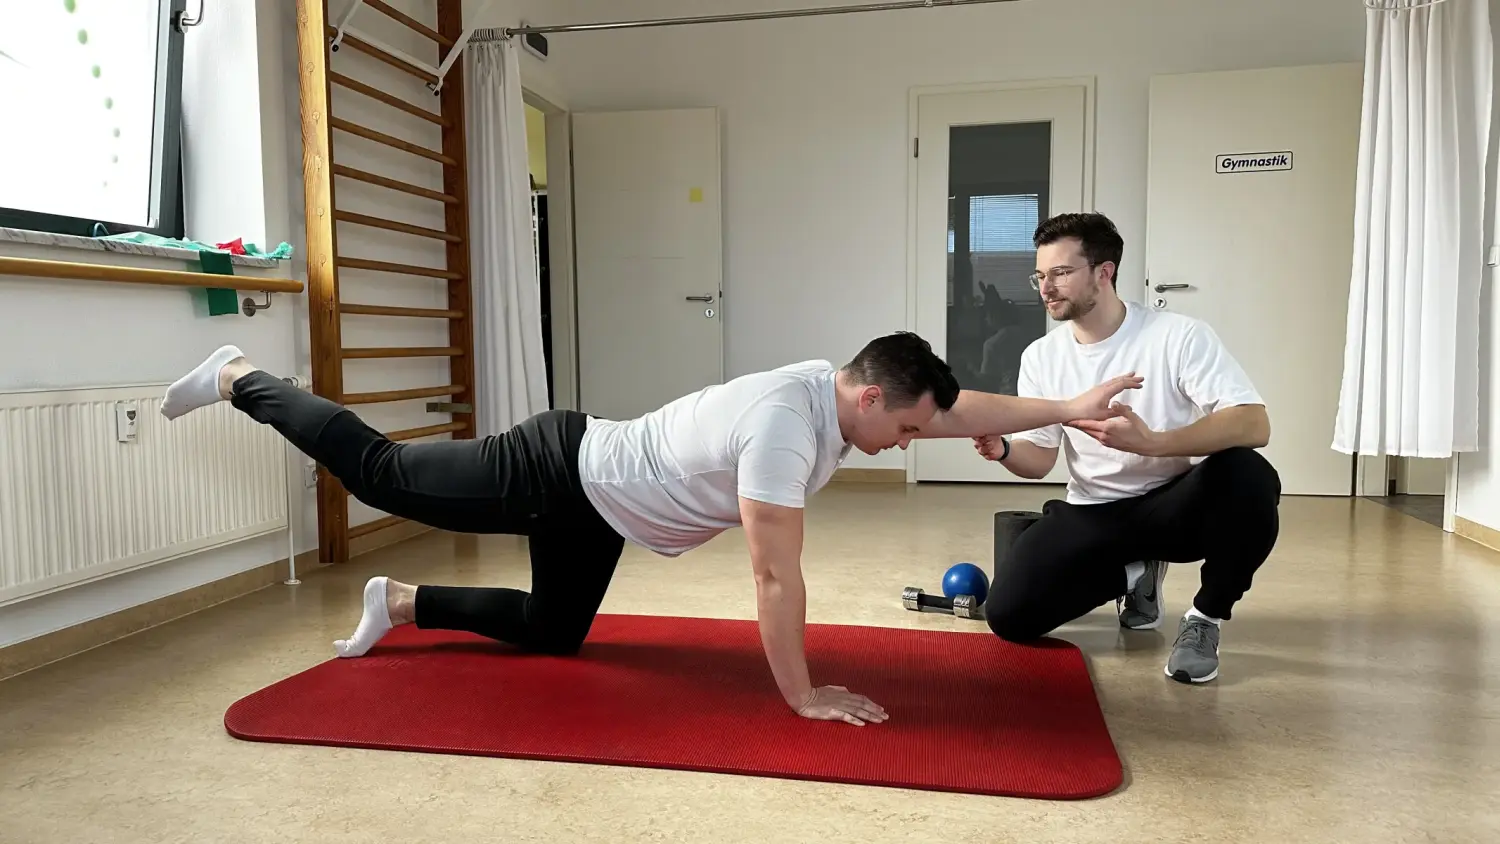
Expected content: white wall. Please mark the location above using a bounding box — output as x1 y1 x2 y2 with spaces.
0 0 307 649
1454 0 1500 530
0 249 304 649
1 0 568 649
526 0 1366 468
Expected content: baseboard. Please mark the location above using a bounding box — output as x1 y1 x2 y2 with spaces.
0 515 440 682
350 518 432 557
831 468 906 484
1454 515 1500 553
0 549 326 682
0 510 483 683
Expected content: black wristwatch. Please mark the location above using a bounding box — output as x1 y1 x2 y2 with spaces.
999 436 1011 461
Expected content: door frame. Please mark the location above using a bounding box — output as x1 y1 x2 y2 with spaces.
523 86 579 412
903 77 1098 483
1355 454 1460 533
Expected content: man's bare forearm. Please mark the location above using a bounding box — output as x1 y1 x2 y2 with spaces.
741 497 815 710
1000 439 1059 479
1149 405 1270 457
923 374 1143 440
755 568 813 708
921 390 1078 439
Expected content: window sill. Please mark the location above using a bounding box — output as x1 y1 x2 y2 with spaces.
0 226 281 269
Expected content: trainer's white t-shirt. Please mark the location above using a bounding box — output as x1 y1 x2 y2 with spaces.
1011 302 1264 504
577 360 852 556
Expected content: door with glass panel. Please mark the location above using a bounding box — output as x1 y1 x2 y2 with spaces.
911 84 1091 483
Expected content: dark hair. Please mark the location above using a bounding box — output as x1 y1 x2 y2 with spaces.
1033 212 1124 286
841 331 960 411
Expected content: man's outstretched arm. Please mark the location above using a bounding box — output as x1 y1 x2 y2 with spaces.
740 497 888 726
917 374 1144 440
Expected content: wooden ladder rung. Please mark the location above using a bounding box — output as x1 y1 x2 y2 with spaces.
335 210 460 242
330 71 447 127
338 257 462 280
388 421 469 442
331 117 456 166
326 25 439 84
333 164 457 204
339 302 464 319
342 346 464 359
342 384 466 405
348 514 407 539
366 0 455 47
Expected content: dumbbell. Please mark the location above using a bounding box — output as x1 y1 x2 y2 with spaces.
901 586 985 620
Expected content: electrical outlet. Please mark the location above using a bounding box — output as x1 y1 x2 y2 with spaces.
304 462 318 488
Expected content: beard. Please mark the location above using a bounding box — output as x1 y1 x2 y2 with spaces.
1045 289 1099 321
1047 298 1092 321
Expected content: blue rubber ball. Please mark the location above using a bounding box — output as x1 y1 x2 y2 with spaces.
942 562 990 602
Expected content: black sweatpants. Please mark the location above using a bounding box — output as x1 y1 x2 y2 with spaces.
230 370 625 654
984 447 1282 642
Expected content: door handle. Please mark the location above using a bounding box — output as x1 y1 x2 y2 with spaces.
1153 283 1191 292
685 294 714 302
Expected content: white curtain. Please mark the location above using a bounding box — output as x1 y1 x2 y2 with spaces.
465 38 550 436
1333 0 1494 458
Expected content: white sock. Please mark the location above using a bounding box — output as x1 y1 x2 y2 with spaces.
1124 561 1146 591
1186 606 1222 626
334 576 394 658
161 345 245 420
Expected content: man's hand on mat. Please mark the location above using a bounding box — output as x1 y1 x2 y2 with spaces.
1063 373 1144 423
797 685 888 726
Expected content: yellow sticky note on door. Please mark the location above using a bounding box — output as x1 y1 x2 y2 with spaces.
689 187 703 203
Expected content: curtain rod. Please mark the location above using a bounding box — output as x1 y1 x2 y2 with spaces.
496 0 1023 38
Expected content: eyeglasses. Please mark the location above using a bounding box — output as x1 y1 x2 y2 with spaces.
1028 263 1099 291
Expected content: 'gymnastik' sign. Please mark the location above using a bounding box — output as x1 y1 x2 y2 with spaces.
1216 151 1293 174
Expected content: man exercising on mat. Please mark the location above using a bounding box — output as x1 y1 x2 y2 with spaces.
972 212 1281 684
161 332 1138 725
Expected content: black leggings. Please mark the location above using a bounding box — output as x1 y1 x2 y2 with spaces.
229 370 625 654
984 447 1282 641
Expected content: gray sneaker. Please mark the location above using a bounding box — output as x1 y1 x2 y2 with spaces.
1165 616 1221 683
1117 560 1167 630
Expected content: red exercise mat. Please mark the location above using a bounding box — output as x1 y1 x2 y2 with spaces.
224 614 1122 799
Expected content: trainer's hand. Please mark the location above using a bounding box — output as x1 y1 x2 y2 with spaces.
973 434 1006 461
1068 403 1162 456
797 685 888 726
1064 373 1144 423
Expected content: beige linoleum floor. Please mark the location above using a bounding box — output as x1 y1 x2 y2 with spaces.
4 483 1500 843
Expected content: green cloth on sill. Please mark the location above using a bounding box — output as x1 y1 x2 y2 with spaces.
99 231 294 260
198 250 239 317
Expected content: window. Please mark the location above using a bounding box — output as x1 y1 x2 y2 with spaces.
0 1 186 238
948 194 1041 253
948 193 1043 301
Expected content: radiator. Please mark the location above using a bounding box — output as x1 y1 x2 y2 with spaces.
0 384 289 606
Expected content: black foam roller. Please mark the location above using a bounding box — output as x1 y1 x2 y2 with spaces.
993 510 1043 574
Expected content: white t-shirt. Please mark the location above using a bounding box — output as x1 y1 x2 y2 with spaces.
1011 302 1264 504
577 360 852 556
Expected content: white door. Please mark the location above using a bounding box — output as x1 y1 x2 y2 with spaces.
571 108 724 421
911 83 1092 483
1145 64 1362 496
